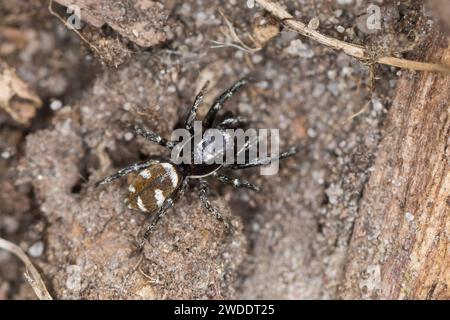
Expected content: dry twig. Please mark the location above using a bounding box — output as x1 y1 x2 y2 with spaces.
254 0 450 73
210 10 262 53
0 238 52 300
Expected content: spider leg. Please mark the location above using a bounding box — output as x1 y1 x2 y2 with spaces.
133 125 175 150
184 81 209 132
212 172 260 192
198 179 230 228
228 146 299 170
203 78 247 129
136 198 174 251
217 116 247 129
136 178 189 251
95 160 159 187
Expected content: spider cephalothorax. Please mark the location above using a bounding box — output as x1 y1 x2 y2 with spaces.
95 79 298 250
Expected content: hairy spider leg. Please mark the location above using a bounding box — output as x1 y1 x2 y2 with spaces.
94 160 160 187
137 178 189 250
212 172 260 192
203 79 247 129
136 198 174 250
133 125 175 149
184 81 209 133
198 179 230 228
217 116 247 129
228 146 299 170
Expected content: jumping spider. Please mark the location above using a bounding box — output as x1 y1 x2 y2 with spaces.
95 79 298 250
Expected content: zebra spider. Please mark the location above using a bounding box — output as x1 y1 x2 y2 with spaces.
95 79 298 250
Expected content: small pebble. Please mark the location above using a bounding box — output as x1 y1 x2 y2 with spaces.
327 70 337 79
334 9 343 18
308 17 320 30
124 132 134 141
256 81 269 89
371 99 384 112
3 216 19 233
312 84 325 97
337 0 353 4
286 39 314 58
307 127 317 138
167 85 177 93
326 184 343 205
252 54 263 64
1 150 11 159
28 241 44 258
50 99 63 111
405 212 414 222
123 102 132 111
251 222 260 232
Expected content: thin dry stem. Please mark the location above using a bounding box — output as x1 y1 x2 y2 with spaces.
347 101 370 121
0 238 52 300
210 10 262 53
254 0 450 73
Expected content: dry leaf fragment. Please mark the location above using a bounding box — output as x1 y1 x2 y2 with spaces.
0 61 42 125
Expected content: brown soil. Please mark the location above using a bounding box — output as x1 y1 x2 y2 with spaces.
0 0 447 299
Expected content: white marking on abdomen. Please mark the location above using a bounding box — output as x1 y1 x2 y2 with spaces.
154 189 166 208
139 169 151 179
128 185 136 193
162 163 179 187
137 196 148 212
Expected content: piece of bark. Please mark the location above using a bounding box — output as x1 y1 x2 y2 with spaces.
340 36 450 299
54 0 170 47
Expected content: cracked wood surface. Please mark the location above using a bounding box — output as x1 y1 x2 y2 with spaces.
341 36 450 299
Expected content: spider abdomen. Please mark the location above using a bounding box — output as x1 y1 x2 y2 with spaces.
125 163 182 213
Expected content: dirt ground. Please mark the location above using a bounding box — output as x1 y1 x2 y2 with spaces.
0 0 447 299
